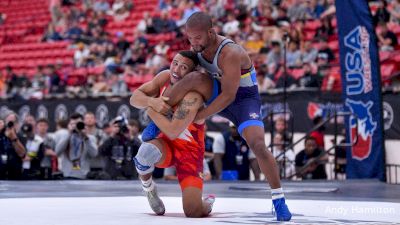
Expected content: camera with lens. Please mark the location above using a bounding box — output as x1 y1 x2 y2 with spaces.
7 121 14 128
113 116 129 135
21 123 34 138
76 121 85 131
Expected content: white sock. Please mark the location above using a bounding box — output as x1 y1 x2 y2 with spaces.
141 177 155 192
271 187 285 200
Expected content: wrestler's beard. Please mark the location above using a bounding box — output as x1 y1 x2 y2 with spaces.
192 45 206 52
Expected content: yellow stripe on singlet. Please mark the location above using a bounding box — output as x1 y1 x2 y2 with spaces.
240 72 251 78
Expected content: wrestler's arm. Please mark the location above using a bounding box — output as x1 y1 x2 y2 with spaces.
129 70 170 109
195 47 241 121
147 91 203 140
163 71 210 106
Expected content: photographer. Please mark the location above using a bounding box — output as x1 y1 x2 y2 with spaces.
20 123 45 180
0 110 26 180
55 113 98 179
99 116 140 180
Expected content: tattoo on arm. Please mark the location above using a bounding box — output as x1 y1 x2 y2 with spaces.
173 98 198 120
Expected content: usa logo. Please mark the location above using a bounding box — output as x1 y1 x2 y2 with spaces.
345 99 377 160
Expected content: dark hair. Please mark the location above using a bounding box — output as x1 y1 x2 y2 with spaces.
186 12 213 30
305 136 316 144
56 119 69 128
70 113 83 120
37 118 49 124
178 50 199 67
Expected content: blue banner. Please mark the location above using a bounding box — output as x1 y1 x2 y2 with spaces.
335 0 385 180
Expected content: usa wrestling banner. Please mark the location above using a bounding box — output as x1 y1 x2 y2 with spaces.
335 0 385 179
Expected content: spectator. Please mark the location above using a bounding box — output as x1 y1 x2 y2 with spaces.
286 41 302 67
84 112 108 174
93 0 110 13
213 122 260 181
265 41 283 68
43 23 63 42
52 119 69 146
98 116 140 179
222 12 240 36
309 116 325 149
389 0 400 24
55 113 98 179
373 0 390 26
20 123 45 180
287 0 307 22
295 136 328 180
115 32 130 52
377 22 398 51
317 39 335 62
65 20 84 42
177 0 201 26
136 11 156 34
74 43 90 67
0 110 26 180
273 116 292 146
297 63 320 88
315 17 334 41
301 41 318 64
269 133 295 179
153 10 178 34
127 119 141 142
36 118 58 179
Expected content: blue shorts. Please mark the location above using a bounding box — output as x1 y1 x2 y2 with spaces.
206 77 264 136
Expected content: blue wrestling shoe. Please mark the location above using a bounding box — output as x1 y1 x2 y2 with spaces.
272 198 292 221
141 120 160 142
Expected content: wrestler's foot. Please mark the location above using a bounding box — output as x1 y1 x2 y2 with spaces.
272 197 292 221
204 194 216 214
143 181 165 215
141 120 160 142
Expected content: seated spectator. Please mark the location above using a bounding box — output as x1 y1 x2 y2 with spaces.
136 11 156 34
309 116 325 149
297 63 320 88
153 10 178 34
213 122 260 181
269 133 295 179
164 159 212 181
93 0 110 14
223 12 240 36
273 116 292 146
304 0 326 19
317 38 335 62
377 22 398 51
74 43 90 67
287 0 307 22
265 41 283 68
295 136 328 180
64 20 84 42
301 41 318 64
373 0 390 26
286 41 302 67
177 0 200 26
389 0 400 24
115 32 130 52
315 17 334 41
43 23 63 42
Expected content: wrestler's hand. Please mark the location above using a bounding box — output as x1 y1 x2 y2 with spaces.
149 96 171 115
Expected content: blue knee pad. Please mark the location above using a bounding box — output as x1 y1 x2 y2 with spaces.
134 142 162 175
